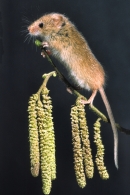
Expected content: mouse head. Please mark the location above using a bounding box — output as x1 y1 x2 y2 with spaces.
28 13 67 38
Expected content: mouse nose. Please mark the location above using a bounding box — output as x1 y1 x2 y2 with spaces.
28 26 33 34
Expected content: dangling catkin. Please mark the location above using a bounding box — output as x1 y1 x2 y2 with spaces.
28 94 40 177
94 118 109 179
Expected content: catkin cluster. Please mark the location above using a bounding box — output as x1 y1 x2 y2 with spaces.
94 118 109 179
28 71 109 193
70 97 94 188
70 98 109 188
28 87 56 195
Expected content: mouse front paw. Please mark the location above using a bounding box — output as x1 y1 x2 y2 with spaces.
42 41 49 48
41 41 51 57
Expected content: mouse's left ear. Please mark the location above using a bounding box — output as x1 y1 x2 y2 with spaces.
51 14 65 28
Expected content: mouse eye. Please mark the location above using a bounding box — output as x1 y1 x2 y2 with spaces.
39 23 43 28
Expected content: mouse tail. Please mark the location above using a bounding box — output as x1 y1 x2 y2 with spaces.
99 87 118 169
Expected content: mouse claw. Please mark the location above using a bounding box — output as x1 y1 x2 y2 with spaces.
66 87 73 94
80 99 92 105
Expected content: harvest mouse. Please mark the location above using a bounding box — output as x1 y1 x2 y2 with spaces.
28 13 118 168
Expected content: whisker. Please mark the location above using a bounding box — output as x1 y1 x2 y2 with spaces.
21 24 29 28
29 36 33 44
20 29 28 35
21 14 33 43
22 16 32 25
24 34 31 43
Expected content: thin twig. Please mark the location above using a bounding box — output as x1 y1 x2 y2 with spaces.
37 71 56 100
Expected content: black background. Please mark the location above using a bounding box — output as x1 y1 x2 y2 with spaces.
1 0 130 195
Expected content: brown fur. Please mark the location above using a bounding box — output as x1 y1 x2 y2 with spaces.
28 13 105 90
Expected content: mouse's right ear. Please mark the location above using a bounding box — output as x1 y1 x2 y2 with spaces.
51 14 65 28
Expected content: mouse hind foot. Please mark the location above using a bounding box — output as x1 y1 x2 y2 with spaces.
81 89 97 105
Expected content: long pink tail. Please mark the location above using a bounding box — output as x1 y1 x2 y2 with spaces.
99 87 118 169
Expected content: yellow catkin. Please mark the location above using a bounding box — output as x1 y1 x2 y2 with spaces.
76 98 94 179
36 99 52 195
94 118 109 180
36 87 56 195
28 94 40 177
42 89 56 181
70 106 86 188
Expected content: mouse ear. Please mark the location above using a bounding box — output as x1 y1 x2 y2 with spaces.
51 14 65 28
